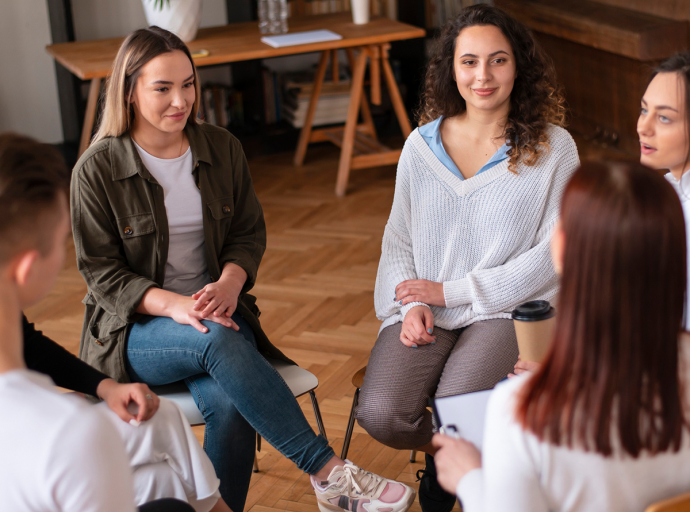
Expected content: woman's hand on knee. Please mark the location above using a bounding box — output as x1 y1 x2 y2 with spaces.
97 379 160 423
395 280 445 307
170 296 239 333
400 306 436 347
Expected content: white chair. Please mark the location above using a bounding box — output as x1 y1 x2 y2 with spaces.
150 357 327 472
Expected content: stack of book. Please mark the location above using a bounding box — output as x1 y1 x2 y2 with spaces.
281 79 351 128
297 0 392 17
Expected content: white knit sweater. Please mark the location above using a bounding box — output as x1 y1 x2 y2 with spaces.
375 124 580 332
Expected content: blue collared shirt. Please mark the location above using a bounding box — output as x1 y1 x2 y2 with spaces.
418 116 510 180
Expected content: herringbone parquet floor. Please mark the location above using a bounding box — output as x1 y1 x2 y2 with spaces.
24 143 462 512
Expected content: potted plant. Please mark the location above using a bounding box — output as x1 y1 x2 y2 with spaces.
142 0 203 42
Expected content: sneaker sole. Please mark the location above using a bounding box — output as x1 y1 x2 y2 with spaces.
316 488 417 512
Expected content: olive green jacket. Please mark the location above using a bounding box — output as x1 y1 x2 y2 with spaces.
71 122 291 383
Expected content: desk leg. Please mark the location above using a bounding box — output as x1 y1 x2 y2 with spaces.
381 44 412 137
79 77 102 157
332 49 339 84
345 48 377 140
369 45 381 106
335 48 368 197
294 51 329 167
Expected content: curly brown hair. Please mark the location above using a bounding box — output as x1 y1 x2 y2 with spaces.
417 4 566 173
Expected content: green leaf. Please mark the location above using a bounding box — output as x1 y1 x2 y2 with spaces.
150 0 170 10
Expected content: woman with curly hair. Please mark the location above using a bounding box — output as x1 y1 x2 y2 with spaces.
356 5 579 511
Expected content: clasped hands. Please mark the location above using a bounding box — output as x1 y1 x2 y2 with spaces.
169 264 247 334
395 279 444 348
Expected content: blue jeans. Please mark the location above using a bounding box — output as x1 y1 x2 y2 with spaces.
126 314 334 511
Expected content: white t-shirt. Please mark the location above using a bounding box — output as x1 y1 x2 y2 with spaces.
0 370 136 512
456 336 690 512
134 142 211 296
665 171 690 330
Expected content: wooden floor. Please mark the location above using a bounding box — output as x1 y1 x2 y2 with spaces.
24 143 462 512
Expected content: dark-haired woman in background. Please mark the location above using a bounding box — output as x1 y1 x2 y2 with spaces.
433 160 690 511
355 4 579 510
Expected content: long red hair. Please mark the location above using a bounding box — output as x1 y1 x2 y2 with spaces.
515 160 687 456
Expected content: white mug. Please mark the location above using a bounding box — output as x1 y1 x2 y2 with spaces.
351 0 370 24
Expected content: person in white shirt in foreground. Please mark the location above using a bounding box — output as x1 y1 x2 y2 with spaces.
0 133 230 512
432 160 690 512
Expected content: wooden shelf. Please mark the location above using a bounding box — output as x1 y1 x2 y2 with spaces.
495 0 688 61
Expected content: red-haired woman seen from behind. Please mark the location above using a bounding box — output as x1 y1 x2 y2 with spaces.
432 161 690 512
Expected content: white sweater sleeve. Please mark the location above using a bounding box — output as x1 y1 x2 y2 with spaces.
456 380 550 512
443 142 579 313
375 144 430 321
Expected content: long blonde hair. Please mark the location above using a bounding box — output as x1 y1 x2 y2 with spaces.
92 26 201 145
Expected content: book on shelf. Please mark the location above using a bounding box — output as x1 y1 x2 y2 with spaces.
284 78 351 98
281 76 352 128
259 62 351 128
199 84 244 129
300 0 351 15
426 0 486 28
281 105 349 128
295 0 393 17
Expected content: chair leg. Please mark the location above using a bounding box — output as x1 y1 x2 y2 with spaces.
409 450 417 463
254 432 262 473
340 387 360 460
309 390 328 441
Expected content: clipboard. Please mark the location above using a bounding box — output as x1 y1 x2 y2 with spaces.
431 389 493 450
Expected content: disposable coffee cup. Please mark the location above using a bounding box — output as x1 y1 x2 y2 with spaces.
511 300 555 363
351 0 370 24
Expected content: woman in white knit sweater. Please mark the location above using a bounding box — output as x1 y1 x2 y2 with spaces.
432 160 690 512
356 5 579 510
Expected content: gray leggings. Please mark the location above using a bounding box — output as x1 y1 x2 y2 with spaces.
356 318 518 450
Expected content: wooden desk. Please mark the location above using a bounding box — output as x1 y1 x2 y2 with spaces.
46 13 425 195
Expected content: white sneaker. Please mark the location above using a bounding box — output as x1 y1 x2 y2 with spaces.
311 460 416 512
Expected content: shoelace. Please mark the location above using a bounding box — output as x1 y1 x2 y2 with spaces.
335 463 385 497
415 469 426 482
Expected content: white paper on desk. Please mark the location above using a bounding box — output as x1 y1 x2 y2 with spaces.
261 30 342 48
434 389 493 451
